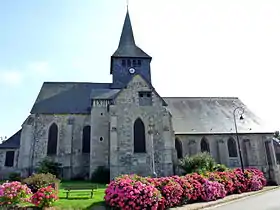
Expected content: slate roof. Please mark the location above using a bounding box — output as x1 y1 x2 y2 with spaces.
30 82 272 134
0 129 21 149
164 97 273 134
91 89 121 100
273 138 280 146
111 10 151 66
31 82 111 114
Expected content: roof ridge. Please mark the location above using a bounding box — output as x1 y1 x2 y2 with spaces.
43 82 111 85
163 97 239 100
0 129 21 149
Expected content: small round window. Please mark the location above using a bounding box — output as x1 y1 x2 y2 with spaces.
100 137 104 142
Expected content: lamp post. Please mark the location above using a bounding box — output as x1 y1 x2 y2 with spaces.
148 122 157 178
233 107 245 173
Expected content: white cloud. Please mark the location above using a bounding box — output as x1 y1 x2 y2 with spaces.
0 70 22 87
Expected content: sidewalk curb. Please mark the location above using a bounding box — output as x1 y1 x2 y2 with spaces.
173 186 279 210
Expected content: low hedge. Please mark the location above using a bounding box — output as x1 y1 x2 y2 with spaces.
104 168 266 209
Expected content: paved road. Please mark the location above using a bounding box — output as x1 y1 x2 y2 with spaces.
206 188 280 210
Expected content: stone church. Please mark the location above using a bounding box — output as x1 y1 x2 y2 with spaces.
1 10 280 182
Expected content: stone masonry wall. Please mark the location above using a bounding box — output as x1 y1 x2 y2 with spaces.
90 101 110 177
0 149 20 179
109 75 174 179
18 114 91 179
176 133 272 170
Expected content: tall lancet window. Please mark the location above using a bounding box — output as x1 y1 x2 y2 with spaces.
201 137 210 153
82 125 91 153
227 137 238 157
47 123 58 155
175 138 183 159
134 118 146 153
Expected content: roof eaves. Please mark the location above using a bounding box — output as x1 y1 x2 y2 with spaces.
175 131 274 135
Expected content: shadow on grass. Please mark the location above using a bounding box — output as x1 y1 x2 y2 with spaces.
59 197 92 200
84 201 110 210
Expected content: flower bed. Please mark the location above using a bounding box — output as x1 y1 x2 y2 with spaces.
104 168 266 210
31 186 59 208
0 180 58 209
104 174 162 210
0 181 32 207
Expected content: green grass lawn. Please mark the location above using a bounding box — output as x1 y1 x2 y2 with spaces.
18 181 107 209
54 181 106 209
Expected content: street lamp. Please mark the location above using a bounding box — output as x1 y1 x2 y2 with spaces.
233 107 245 173
148 122 157 178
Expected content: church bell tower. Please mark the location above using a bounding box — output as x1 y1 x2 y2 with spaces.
110 10 152 88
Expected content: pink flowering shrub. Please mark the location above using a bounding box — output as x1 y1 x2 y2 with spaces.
0 181 32 207
104 174 162 210
201 180 226 201
148 177 183 208
184 174 203 202
171 176 193 204
187 173 206 184
248 176 263 191
230 169 247 193
247 168 267 188
30 185 58 208
185 173 226 202
204 168 266 195
203 171 235 195
244 168 266 191
104 168 266 210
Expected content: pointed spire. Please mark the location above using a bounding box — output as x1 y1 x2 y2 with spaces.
126 0 129 13
118 10 135 47
112 10 151 58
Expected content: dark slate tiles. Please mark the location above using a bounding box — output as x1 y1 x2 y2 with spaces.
31 82 111 114
0 129 21 149
163 97 272 134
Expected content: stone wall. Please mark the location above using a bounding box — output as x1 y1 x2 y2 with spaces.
90 100 110 176
18 114 91 179
0 149 20 179
109 75 174 179
176 133 272 170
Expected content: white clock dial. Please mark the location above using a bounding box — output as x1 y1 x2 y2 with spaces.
128 68 135 74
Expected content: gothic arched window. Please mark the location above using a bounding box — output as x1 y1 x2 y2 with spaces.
228 137 238 157
175 138 183 159
201 137 210 153
82 125 91 153
134 118 146 153
47 123 58 155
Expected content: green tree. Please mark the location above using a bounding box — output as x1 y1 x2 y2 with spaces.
274 131 280 139
37 159 62 178
178 152 216 174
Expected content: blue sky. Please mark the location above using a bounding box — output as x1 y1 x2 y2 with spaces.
1 0 280 138
0 0 123 137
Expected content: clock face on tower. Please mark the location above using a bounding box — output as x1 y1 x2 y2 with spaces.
128 68 135 74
